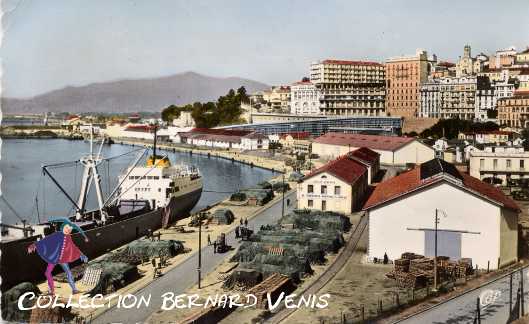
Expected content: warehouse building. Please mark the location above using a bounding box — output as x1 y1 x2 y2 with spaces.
312 133 434 165
348 147 380 185
297 152 369 214
363 158 519 270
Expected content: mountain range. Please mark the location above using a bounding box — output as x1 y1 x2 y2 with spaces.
1 72 269 114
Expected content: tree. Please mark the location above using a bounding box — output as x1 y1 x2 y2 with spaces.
161 87 248 128
419 118 499 139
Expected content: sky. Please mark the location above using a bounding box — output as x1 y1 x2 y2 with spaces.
1 0 529 98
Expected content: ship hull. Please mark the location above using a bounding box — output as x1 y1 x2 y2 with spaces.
0 188 202 291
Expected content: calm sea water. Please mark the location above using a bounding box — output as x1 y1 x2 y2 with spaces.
0 139 275 225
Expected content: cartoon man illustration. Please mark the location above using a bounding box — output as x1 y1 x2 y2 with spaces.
27 218 89 296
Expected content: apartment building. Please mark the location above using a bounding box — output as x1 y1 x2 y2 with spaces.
498 91 529 128
290 80 321 115
439 76 477 120
385 49 430 118
469 146 529 185
310 59 386 117
475 76 496 121
419 78 440 118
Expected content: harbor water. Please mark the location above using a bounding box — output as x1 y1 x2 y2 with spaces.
0 139 276 225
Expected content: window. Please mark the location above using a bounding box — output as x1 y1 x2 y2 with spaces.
308 185 314 193
334 186 341 195
507 159 512 169
480 159 485 169
308 200 313 207
322 200 327 211
493 159 498 170
521 160 525 169
321 185 327 194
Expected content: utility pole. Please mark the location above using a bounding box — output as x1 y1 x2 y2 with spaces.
197 212 202 289
281 172 285 217
407 209 480 292
434 209 439 291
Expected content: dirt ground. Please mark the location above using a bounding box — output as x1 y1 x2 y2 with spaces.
283 229 405 324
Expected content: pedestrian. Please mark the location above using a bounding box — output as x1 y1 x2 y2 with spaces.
244 218 248 227
240 218 243 225
235 226 239 238
213 241 217 254
207 234 211 245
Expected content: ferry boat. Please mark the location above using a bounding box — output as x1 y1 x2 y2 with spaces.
0 127 202 291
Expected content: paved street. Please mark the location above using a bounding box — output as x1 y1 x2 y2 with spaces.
94 191 297 324
399 266 529 324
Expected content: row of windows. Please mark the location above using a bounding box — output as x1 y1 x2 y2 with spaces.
134 187 162 192
129 175 160 180
480 158 525 169
307 184 341 195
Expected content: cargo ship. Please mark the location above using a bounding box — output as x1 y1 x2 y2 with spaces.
0 127 202 290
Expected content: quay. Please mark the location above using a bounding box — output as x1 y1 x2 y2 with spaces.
90 190 298 323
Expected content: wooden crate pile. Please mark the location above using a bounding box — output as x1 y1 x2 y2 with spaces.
247 273 294 309
387 252 474 289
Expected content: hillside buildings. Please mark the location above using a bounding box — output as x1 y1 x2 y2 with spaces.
297 150 372 213
310 59 386 117
438 76 477 120
419 79 441 118
469 145 529 186
497 91 529 128
385 49 430 118
312 132 434 165
290 80 321 115
364 158 519 269
458 130 515 144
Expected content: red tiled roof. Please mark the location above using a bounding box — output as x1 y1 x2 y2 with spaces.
363 162 519 211
243 132 267 139
321 59 383 67
514 90 529 96
349 147 380 165
66 115 80 120
124 125 154 132
304 154 367 185
314 133 416 152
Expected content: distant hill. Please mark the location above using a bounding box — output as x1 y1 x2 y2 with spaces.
1 72 269 114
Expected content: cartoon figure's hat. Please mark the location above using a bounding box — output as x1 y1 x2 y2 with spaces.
49 218 88 240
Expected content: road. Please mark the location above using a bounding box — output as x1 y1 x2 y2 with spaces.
398 266 529 323
94 191 297 324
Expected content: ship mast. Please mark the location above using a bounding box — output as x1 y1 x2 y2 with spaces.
76 126 107 222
